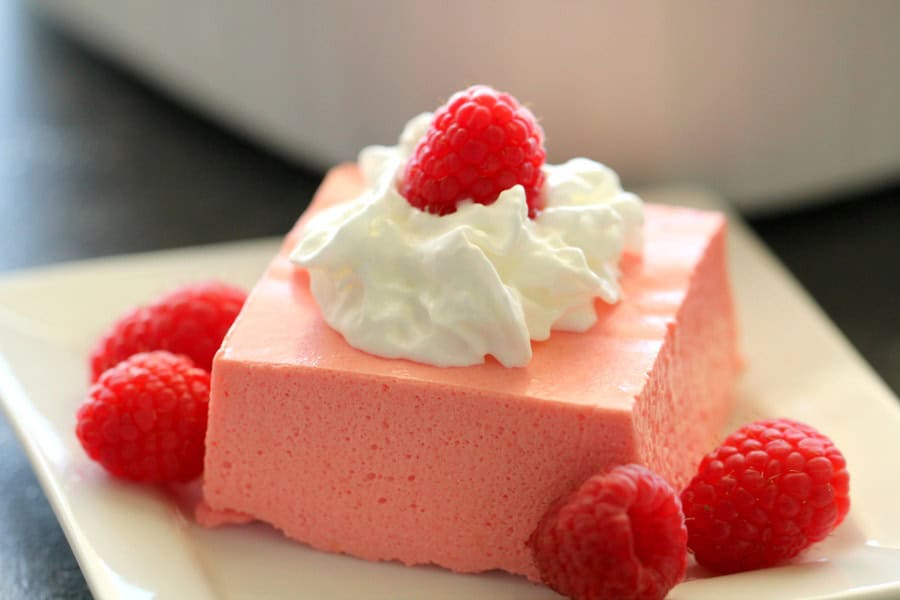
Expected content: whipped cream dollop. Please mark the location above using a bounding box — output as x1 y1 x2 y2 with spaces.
290 113 643 367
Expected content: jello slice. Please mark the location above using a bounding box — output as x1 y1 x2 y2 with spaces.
200 165 740 580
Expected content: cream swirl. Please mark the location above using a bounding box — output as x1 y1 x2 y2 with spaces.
290 114 643 367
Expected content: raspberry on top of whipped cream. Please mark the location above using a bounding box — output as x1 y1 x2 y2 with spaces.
291 86 643 368
401 85 547 217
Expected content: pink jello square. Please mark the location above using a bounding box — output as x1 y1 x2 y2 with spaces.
200 165 740 580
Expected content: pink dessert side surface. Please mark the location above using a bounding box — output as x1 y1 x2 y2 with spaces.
199 165 740 581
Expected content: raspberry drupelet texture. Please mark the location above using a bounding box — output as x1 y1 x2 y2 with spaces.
76 351 210 482
528 464 687 600
89 281 246 381
400 85 546 217
681 418 850 574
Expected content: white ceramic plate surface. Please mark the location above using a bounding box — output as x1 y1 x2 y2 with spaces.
1 188 899 599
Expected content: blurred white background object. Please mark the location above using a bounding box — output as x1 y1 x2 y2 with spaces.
31 0 900 213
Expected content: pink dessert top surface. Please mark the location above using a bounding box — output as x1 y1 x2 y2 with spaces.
220 165 724 410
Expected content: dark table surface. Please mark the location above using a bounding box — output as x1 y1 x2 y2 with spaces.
1 3 898 599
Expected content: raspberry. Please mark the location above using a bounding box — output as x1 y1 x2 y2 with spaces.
681 418 850 573
76 351 210 482
89 281 246 381
400 85 546 217
528 464 687 600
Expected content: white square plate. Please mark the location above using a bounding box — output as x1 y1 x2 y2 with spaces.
1 188 899 599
